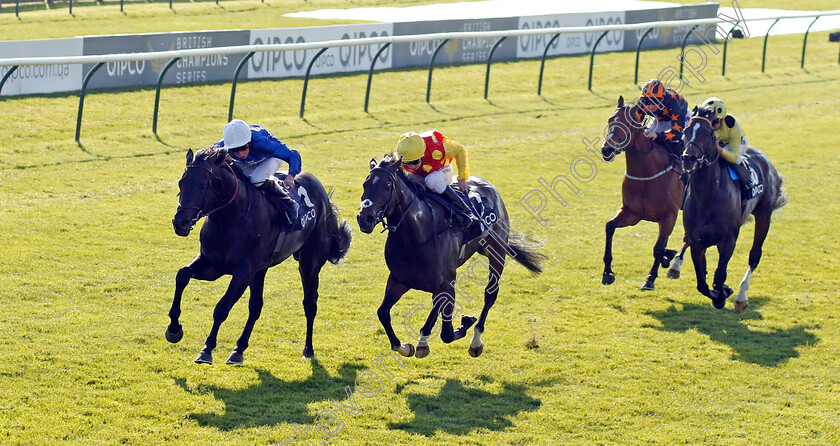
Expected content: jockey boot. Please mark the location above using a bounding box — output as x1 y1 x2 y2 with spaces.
441 186 479 229
733 160 753 190
258 178 299 225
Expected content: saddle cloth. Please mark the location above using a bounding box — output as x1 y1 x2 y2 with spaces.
727 158 765 201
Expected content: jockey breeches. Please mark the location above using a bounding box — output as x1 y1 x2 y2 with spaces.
239 157 283 186
422 165 454 194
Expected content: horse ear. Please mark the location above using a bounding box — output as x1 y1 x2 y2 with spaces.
617 95 624 107
369 158 377 170
215 149 227 165
186 149 194 166
691 105 698 116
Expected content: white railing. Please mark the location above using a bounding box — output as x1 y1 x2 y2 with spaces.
1 10 838 141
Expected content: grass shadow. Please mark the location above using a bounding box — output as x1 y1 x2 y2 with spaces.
645 296 819 366
388 375 542 436
174 359 365 430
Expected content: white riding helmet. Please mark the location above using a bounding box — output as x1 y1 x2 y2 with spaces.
223 119 252 149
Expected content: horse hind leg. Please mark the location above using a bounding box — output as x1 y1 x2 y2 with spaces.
667 238 689 279
468 239 506 357
226 269 268 365
299 250 329 359
736 211 772 311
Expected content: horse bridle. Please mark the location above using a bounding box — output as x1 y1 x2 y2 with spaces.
364 166 417 233
685 115 719 168
605 106 655 156
177 160 239 225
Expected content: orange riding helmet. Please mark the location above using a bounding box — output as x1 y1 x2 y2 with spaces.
641 79 665 100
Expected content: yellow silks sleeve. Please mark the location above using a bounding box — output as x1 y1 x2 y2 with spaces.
443 136 470 180
714 115 745 163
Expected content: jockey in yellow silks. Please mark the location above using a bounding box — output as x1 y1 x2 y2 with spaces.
701 97 753 188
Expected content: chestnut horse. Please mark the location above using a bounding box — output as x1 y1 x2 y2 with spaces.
600 96 687 290
357 155 546 358
681 106 786 310
169 146 352 364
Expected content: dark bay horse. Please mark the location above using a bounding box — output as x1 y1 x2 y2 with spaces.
357 155 546 358
681 106 787 311
600 96 687 290
169 145 352 364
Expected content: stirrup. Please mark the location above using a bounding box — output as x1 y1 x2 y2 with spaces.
284 201 299 225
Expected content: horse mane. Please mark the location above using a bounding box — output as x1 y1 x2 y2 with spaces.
194 144 229 164
378 153 422 192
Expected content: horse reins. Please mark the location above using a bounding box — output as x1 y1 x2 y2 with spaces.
685 115 719 168
177 160 240 224
367 167 417 233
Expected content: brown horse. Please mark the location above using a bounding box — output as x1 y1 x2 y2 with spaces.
681 106 787 311
600 96 687 290
357 155 546 358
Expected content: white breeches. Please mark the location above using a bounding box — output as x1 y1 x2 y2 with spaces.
238 158 283 186
422 165 454 194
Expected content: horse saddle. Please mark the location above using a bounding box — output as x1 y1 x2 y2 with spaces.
425 186 497 241
727 158 765 200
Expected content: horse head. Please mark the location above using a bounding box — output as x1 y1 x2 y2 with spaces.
601 95 646 161
172 144 237 237
357 154 409 234
682 106 720 173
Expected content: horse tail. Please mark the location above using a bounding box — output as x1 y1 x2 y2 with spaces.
326 191 352 264
772 174 788 212
506 231 547 275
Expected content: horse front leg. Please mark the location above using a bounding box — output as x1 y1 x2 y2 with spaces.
378 276 413 357
689 244 715 302
195 267 253 364
437 281 470 346
712 235 738 310
167 255 222 344
642 212 677 291
227 269 268 365
603 208 641 285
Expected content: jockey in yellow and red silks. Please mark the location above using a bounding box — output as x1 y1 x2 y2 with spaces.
636 79 689 157
396 130 478 229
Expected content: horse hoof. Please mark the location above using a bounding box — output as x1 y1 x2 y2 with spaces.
734 300 749 312
469 344 484 358
165 325 183 344
666 269 681 279
641 280 655 291
602 272 615 285
461 315 477 330
396 343 415 357
416 346 430 358
226 351 244 365
194 351 213 364
302 347 315 359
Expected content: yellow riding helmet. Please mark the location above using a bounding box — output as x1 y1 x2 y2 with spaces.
641 79 665 99
396 132 425 162
701 97 726 118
